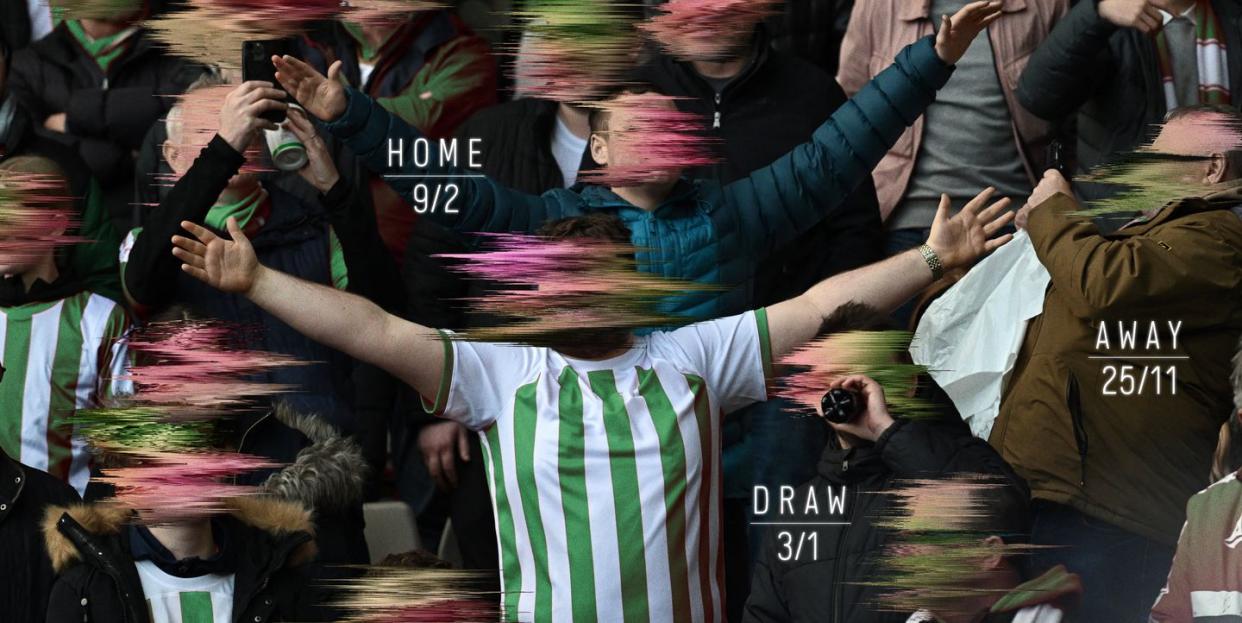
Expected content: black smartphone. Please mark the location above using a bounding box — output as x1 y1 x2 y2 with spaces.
242 38 293 123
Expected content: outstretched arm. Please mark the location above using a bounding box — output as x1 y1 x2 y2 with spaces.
766 189 1014 358
273 56 553 234
171 218 443 398
723 1 1002 258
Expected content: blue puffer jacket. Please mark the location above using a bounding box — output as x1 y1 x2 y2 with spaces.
326 36 952 321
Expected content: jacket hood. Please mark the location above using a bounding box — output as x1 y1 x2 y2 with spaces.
261 402 368 512
42 496 317 574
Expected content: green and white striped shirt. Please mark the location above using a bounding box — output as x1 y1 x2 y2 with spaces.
427 310 773 622
0 291 130 495
137 561 234 623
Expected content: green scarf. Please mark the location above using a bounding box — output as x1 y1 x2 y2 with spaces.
205 187 266 231
343 21 396 63
66 20 134 72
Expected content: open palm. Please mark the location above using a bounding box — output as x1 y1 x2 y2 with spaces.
927 187 1015 270
935 1 1004 64
273 55 347 122
171 218 261 294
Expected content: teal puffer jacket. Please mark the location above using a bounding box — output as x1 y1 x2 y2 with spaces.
326 36 953 321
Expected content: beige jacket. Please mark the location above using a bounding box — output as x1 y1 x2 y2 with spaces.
837 0 1069 220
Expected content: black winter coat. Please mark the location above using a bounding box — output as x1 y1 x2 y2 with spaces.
1016 0 1242 174
44 497 329 623
634 28 884 305
7 23 205 227
0 449 79 622
742 419 1030 623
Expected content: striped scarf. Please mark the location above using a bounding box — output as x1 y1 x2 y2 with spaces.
1155 0 1231 107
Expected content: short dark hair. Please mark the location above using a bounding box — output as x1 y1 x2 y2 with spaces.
816 301 898 338
536 212 632 244
587 82 662 135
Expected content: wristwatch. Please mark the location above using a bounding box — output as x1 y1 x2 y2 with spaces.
917 244 944 280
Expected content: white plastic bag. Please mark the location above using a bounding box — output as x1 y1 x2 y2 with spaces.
909 230 1050 439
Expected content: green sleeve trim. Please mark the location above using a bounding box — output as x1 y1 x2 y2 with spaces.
327 227 349 290
420 330 454 416
755 307 774 382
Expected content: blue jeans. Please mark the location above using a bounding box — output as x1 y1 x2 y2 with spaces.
1025 501 1174 622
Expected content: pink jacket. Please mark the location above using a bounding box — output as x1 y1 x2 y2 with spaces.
837 0 1069 220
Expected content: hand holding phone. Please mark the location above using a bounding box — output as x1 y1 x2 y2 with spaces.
242 39 294 123
218 82 287 153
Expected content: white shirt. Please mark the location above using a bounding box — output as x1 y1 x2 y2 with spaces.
136 560 235 623
550 115 588 187
26 0 53 42
1159 3 1198 26
358 61 376 89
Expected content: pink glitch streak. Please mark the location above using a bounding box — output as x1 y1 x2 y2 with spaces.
578 92 719 186
641 0 782 61
119 320 307 415
99 450 277 523
0 172 84 261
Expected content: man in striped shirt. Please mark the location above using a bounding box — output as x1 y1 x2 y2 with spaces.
0 155 130 496
173 174 1012 621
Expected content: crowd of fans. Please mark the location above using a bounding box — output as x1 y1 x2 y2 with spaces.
0 0 1241 621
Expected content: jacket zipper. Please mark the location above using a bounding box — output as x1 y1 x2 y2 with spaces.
712 93 722 129
1067 371 1088 487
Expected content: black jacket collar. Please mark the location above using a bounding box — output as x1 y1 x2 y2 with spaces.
816 437 888 485
31 22 157 77
0 272 85 307
643 25 772 104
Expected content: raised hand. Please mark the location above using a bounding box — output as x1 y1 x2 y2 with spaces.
218 81 287 152
927 187 1015 270
285 107 340 193
172 218 262 294
1098 0 1165 34
935 1 1005 64
273 55 347 122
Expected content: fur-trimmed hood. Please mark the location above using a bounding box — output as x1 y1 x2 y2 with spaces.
42 495 317 574
261 403 368 512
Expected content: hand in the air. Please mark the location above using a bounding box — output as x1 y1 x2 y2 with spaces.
926 187 1015 270
935 1 1005 64
217 81 288 153
273 55 347 122
285 107 340 193
820 375 895 443
1016 169 1075 229
172 218 262 295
